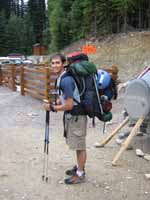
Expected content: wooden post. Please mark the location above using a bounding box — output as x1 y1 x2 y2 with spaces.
20 65 25 96
112 117 144 166
11 65 16 91
0 67 2 85
44 67 50 100
95 116 129 148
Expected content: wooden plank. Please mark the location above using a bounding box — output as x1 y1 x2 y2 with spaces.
48 85 56 90
30 64 48 67
2 82 8 86
20 66 25 96
11 65 16 91
3 79 16 91
95 116 129 148
112 117 144 166
0 68 2 85
25 90 44 100
2 70 12 74
5 82 13 89
24 79 45 87
24 74 45 81
3 77 11 82
24 68 46 74
2 75 8 79
2 67 12 71
24 84 45 95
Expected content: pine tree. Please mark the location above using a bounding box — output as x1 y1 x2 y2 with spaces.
0 0 11 19
48 0 73 51
27 0 46 44
112 0 136 32
0 11 7 55
4 15 27 54
70 0 85 41
82 0 97 37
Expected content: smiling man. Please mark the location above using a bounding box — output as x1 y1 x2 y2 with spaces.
43 53 87 184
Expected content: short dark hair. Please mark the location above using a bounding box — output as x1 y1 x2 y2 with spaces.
50 53 66 64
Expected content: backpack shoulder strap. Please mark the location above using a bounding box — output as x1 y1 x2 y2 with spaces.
55 71 67 89
55 71 81 104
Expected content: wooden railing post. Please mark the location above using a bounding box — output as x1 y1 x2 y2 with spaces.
0 67 2 85
20 65 25 96
44 67 50 100
11 64 16 91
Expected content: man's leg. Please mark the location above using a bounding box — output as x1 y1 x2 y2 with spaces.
65 150 86 176
64 150 86 184
76 150 86 171
64 115 87 184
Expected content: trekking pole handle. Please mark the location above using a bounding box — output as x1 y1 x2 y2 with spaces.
46 110 50 124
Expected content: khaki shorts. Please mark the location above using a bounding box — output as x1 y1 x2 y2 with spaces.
65 114 87 150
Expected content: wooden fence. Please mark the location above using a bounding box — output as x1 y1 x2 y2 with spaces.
0 63 119 102
0 64 58 102
20 66 58 101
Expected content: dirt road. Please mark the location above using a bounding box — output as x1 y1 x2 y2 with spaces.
0 86 150 200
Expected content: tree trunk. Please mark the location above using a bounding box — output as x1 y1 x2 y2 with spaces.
123 15 127 33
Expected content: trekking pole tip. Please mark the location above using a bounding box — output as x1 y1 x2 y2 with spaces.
42 175 45 181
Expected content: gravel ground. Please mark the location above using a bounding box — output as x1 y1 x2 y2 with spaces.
0 85 150 200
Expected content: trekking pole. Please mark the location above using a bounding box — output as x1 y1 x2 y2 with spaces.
42 110 50 182
103 122 106 134
93 76 104 114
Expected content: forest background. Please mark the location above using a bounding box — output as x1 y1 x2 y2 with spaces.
0 0 150 56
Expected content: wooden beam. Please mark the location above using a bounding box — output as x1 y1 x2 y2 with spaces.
95 116 129 148
20 65 25 96
25 90 44 100
112 117 144 166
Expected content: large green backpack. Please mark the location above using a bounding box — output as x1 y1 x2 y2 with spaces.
64 52 112 122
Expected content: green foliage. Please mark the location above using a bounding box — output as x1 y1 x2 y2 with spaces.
94 0 113 35
112 0 136 15
0 0 47 55
23 14 36 54
82 0 96 36
2 15 35 55
70 0 85 40
47 0 150 51
0 11 7 55
48 0 73 52
4 15 26 54
27 0 46 43
1 0 150 55
0 0 11 18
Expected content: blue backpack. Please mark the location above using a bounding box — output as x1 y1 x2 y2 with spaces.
96 69 118 100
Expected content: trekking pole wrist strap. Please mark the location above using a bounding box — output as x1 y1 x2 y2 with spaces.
50 103 57 112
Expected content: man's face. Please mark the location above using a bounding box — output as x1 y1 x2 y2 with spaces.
51 57 64 73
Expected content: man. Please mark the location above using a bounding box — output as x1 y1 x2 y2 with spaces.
43 53 87 184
